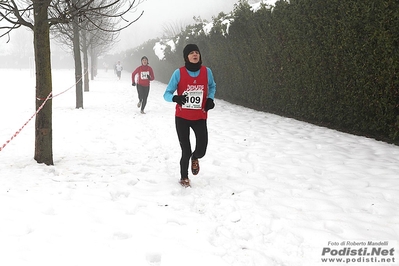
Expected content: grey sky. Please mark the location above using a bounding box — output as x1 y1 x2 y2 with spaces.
116 0 241 51
0 0 238 54
0 0 276 55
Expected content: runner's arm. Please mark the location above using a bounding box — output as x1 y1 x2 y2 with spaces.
207 68 216 100
163 69 181 102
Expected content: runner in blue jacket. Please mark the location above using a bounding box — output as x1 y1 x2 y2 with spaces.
164 44 216 187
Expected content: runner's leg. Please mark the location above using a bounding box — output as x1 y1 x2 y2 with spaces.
191 119 208 160
175 117 192 178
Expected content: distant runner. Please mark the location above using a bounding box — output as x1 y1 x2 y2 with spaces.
115 61 123 80
131 56 155 114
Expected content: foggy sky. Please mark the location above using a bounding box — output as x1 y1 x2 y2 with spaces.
0 0 276 56
0 0 238 55
116 0 240 52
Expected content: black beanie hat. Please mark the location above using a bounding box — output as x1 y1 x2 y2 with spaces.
183 44 200 63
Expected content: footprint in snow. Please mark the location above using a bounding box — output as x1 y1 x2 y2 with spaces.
146 252 162 265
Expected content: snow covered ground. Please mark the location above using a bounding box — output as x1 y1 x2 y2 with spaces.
1 69 398 266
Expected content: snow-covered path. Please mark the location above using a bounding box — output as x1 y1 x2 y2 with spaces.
1 69 398 266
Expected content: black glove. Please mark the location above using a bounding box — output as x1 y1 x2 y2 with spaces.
132 82 136 86
204 98 215 111
147 74 151 79
173 95 187 106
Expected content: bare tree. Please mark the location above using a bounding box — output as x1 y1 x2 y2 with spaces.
52 9 122 93
87 25 118 80
0 0 143 165
162 20 186 39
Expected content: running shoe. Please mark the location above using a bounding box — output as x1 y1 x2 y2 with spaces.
191 158 200 175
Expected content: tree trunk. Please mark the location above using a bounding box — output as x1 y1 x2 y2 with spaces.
82 29 90 92
33 0 54 165
90 48 98 80
73 17 84 108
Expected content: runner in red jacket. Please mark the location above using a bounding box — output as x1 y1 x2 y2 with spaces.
131 56 155 114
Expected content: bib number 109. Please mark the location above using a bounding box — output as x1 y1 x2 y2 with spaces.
182 91 204 109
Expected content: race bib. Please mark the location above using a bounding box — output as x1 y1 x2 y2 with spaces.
141 71 150 79
182 90 204 109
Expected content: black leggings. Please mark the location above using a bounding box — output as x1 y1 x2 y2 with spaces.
175 117 208 178
137 85 150 111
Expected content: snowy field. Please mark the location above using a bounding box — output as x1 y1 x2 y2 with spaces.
1 68 398 266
